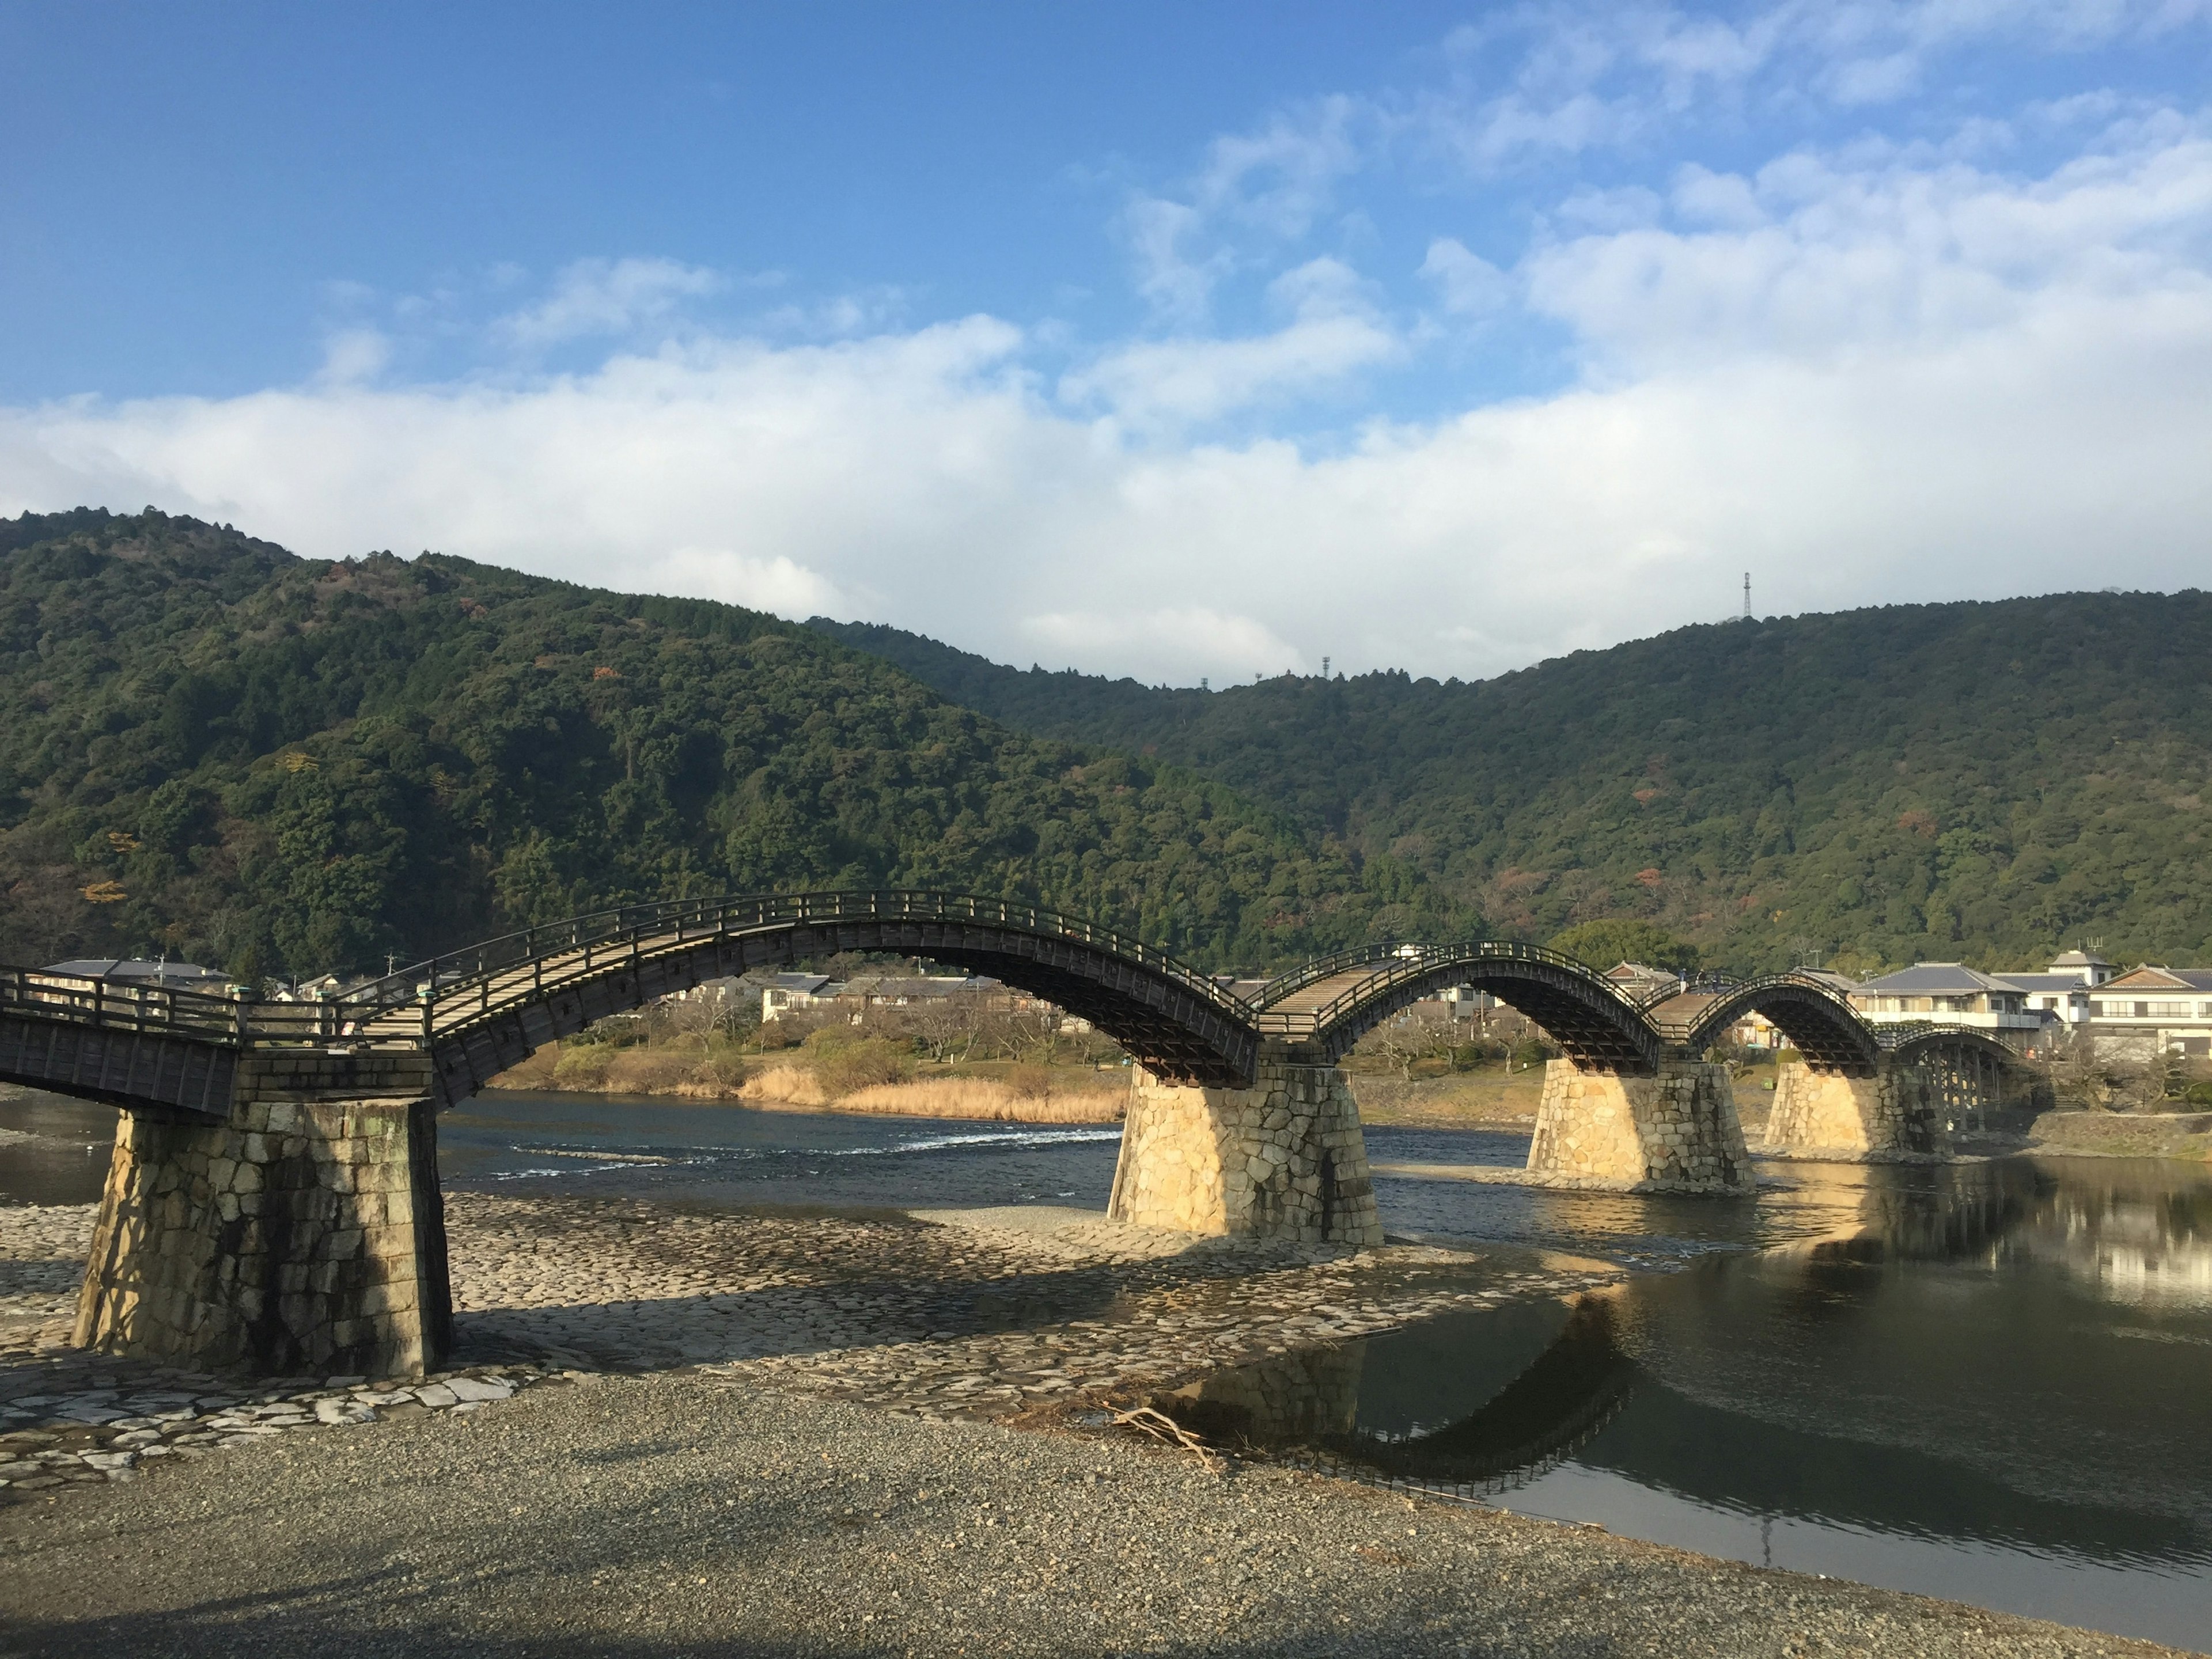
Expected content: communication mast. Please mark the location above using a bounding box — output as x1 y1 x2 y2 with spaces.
1743 572 1751 620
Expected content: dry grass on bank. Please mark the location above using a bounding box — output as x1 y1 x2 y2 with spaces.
736 1066 1124 1122
1347 1068 1547 1128
482 1041 1126 1123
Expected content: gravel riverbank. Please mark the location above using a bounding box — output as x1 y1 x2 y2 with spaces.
0 1367 2183 1659
1 1190 2195 1656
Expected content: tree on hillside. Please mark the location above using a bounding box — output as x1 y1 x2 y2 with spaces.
1548 919 1699 974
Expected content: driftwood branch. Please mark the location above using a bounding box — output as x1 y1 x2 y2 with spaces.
1111 1406 1222 1472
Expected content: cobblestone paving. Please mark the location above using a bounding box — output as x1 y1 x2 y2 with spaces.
1 1191 1619 1502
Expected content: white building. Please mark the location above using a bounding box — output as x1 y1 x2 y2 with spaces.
1997 950 2114 1028
1849 963 2046 1044
2085 966 2212 1058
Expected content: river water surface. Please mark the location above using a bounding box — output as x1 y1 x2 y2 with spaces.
4 1088 2207 1649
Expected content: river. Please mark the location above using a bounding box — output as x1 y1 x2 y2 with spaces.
5 1087 2207 1650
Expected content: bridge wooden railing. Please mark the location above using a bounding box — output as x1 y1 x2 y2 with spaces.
3 891 1255 1054
1252 940 1645 1038
0 967 404 1050
1646 971 1850 1037
335 889 1251 1033
10 900 1990 1063
1249 942 1416 1009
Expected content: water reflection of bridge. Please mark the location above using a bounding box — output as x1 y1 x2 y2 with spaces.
1183 1159 2212 1541
1161 1294 1637 1496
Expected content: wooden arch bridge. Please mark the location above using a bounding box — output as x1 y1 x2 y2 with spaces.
0 890 2026 1381
0 889 2009 1114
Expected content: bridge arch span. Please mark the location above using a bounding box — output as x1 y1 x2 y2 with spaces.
1882 1025 2024 1069
1256 945 1662 1072
1671 976 1883 1072
339 891 1261 1105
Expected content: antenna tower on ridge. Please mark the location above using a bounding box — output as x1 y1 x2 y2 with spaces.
1743 572 1751 620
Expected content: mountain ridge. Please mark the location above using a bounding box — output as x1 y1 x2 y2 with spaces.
0 507 1460 980
809 589 2212 975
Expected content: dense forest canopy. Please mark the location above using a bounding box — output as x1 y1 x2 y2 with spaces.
6 505 2205 987
0 509 1465 980
812 591 2212 976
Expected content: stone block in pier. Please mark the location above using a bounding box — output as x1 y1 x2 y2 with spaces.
71 1052 450 1377
1763 1060 1942 1159
1107 1059 1382 1245
1527 1058 1752 1193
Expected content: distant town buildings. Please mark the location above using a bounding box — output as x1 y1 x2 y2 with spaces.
740 968 1089 1031
1703 949 2200 1059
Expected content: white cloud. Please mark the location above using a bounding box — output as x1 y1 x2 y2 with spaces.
1020 607 1305 681
1119 95 1369 321
496 257 722 349
1524 120 2212 371
1420 0 2211 171
9 221 2211 692
6 7 2212 695
316 328 391 387
645 546 850 618
1060 258 1399 428
1419 238 1514 316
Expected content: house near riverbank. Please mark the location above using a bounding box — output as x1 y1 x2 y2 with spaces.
1849 964 2046 1046
2086 966 2212 1058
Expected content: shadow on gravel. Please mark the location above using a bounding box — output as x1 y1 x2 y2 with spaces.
452 1230 1391 1372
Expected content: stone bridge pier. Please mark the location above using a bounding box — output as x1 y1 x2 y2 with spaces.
1107 1054 1384 1246
73 1052 450 1377
1526 1058 1753 1192
1762 1059 1946 1158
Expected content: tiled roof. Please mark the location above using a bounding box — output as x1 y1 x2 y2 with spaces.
842 975 994 999
2103 967 2212 992
2000 974 2091 994
749 972 831 993
1853 963 2018 995
43 957 227 984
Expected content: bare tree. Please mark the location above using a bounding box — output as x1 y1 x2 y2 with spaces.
999 1002 1065 1064
2047 1027 2177 1112
1362 1003 1459 1082
662 984 749 1055
909 990 993 1062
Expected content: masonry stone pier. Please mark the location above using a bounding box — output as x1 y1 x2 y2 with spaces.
1762 1060 1943 1159
1107 1056 1383 1245
73 1051 450 1377
1526 1059 1753 1192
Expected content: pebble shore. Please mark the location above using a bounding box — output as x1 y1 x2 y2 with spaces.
1 1191 2192 1656
1 1369 2183 1658
1 1193 1612 1496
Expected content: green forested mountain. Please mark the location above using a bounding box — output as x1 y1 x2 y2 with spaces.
0 509 1463 980
812 593 2212 976
10 504 2208 986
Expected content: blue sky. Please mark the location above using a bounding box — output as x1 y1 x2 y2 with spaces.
5 2 2211 683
